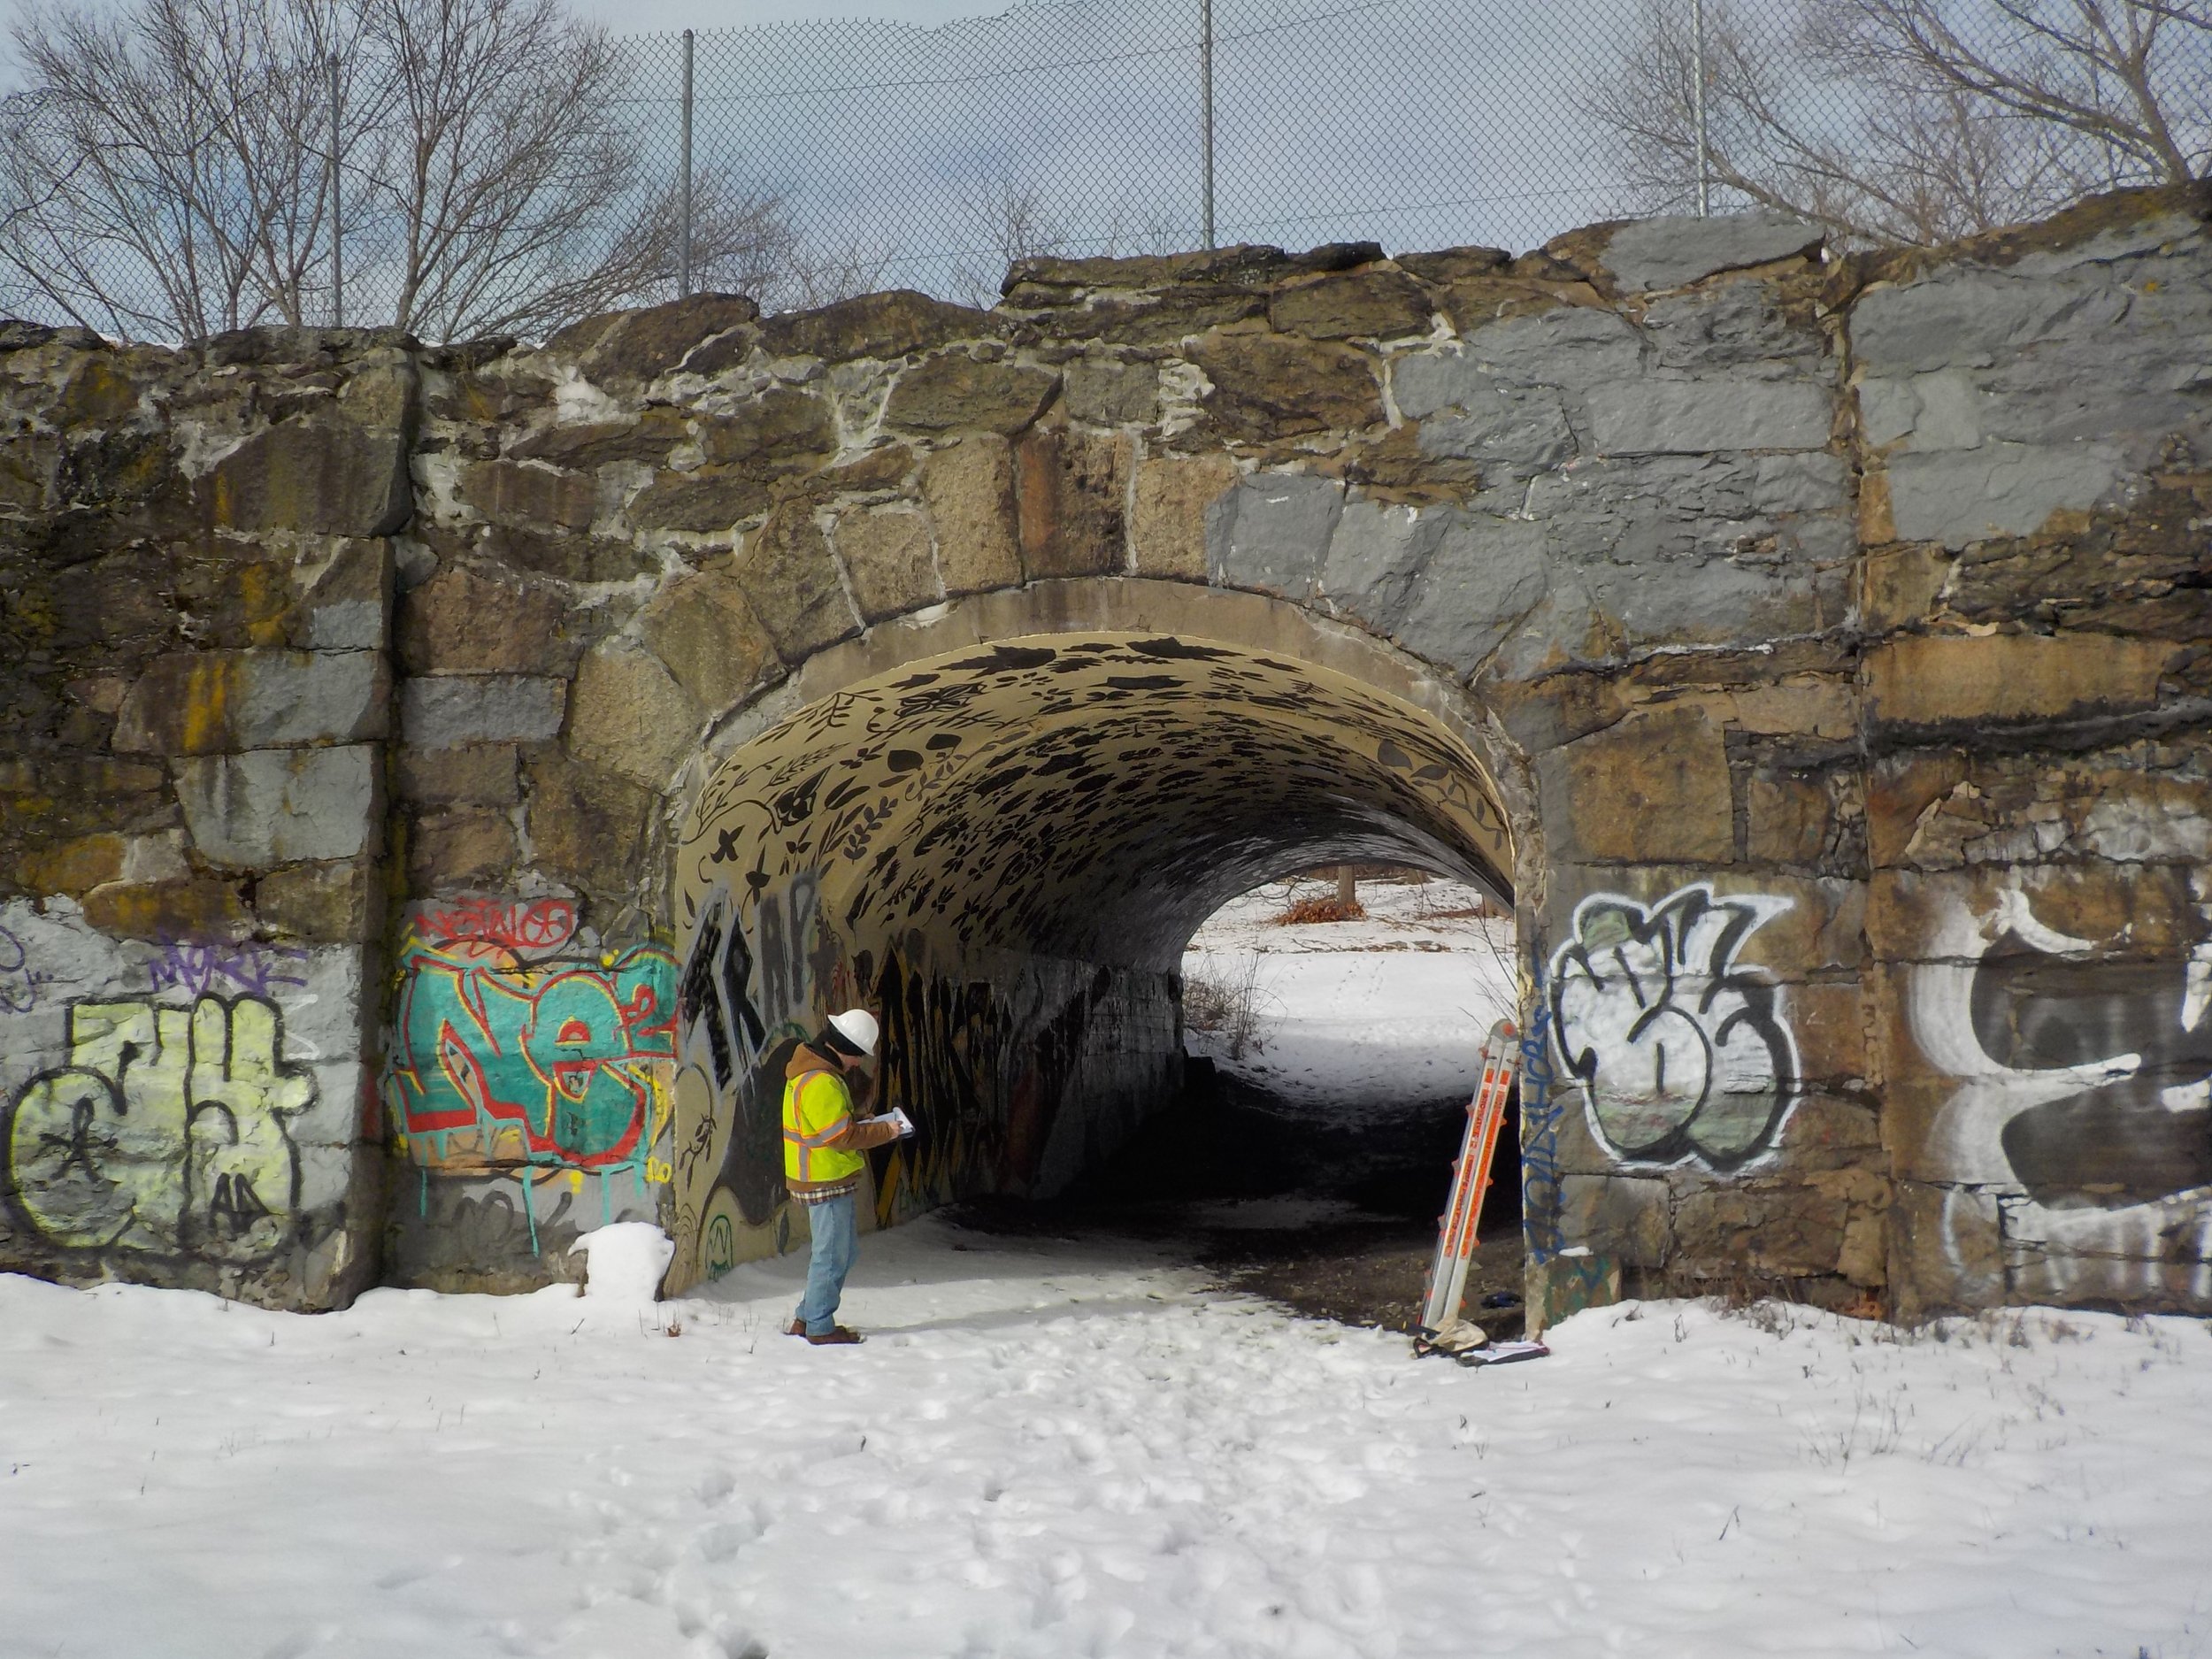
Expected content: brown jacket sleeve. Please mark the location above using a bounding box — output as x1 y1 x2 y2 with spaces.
829 1114 901 1152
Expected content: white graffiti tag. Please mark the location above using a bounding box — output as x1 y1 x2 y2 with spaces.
1550 885 1799 1171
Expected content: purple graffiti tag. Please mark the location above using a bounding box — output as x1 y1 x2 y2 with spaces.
149 941 311 1000
0 925 50 1015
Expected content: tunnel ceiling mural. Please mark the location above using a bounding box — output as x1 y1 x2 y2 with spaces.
664 630 1512 1291
677 633 1511 970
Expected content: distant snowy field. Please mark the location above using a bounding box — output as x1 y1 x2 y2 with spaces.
1180 877 1518 1116
4 1225 2209 1658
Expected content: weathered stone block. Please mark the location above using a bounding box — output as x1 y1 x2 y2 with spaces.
1883 442 2125 547
637 571 781 715
732 502 859 660
408 808 519 887
175 746 378 868
1268 268 1433 341
835 506 941 622
1888 1181 2004 1322
885 355 1057 435
396 743 519 807
625 467 772 534
1190 332 1383 439
1400 372 1574 477
1599 211 1822 292
1674 1182 1848 1277
526 753 653 897
921 437 1023 595
1207 473 1343 599
1865 861 2195 965
696 386 839 465
1585 377 1832 455
1864 633 2169 729
1016 428 1129 580
114 650 386 756
399 676 567 749
15 832 127 895
757 289 996 365
509 408 692 469
1064 360 1160 426
1545 705 1733 864
478 525 654 584
81 874 250 940
1131 454 1236 581
1744 765 1860 871
463 459 597 532
1393 512 1549 678
397 563 571 676
547 291 758 380
565 637 700 788
1453 306 1644 390
207 417 411 537
1557 1174 1671 1267
257 857 374 941
282 538 392 653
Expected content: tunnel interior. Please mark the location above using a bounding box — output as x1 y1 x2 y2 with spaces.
665 630 1519 1308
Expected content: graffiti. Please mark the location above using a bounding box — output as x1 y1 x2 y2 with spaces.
703 1212 735 1279
149 939 309 999
666 632 1500 1288
0 925 50 1014
1915 887 2212 1303
1 995 309 1259
1968 890 2211 1204
1518 953 1564 1264
384 938 676 1177
1550 884 1799 1171
674 634 1512 970
674 878 819 1238
418 896 579 953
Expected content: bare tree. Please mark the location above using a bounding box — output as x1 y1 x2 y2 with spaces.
1 0 810 342
1588 0 2211 246
2 0 351 337
951 169 1071 309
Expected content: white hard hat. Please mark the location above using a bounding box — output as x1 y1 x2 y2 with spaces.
827 1008 879 1058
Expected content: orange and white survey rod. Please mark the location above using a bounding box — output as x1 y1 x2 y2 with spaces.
1417 1019 1517 1338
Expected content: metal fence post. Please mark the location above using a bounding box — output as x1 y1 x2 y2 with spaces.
329 52 344 326
1692 0 1709 217
680 29 695 297
1201 0 1216 250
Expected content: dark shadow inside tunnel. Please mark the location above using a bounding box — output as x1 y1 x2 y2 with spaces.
665 624 1524 1327
956 864 1529 1337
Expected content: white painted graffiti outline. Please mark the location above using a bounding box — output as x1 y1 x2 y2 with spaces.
1550 884 1800 1171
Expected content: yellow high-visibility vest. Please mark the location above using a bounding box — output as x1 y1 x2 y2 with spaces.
782 1068 864 1184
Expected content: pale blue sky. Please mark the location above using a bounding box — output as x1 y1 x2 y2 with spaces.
580 0 1014 31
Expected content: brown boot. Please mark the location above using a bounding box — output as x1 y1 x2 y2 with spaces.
785 1319 807 1338
805 1325 864 1346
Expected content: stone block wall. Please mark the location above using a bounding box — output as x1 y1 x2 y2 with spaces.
0 325 405 1308
4 185 2207 1316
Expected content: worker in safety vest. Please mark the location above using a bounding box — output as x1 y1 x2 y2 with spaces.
783 1007 906 1345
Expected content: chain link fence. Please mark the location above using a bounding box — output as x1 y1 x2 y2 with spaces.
4 0 2207 342
619 0 1670 312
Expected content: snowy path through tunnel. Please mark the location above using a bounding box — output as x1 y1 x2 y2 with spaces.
666 615 1516 1294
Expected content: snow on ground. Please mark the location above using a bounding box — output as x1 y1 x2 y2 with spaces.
4 1225 2209 1659
1181 877 1517 1116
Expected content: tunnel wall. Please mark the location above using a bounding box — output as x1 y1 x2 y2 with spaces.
3 184 2208 1317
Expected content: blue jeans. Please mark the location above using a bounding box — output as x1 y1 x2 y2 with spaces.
795 1192 859 1337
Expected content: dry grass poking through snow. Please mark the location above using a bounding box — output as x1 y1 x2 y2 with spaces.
1274 892 1368 925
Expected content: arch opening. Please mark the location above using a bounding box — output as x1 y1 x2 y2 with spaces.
664 625 1518 1301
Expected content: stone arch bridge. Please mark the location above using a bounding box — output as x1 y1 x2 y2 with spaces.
3 187 2208 1321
